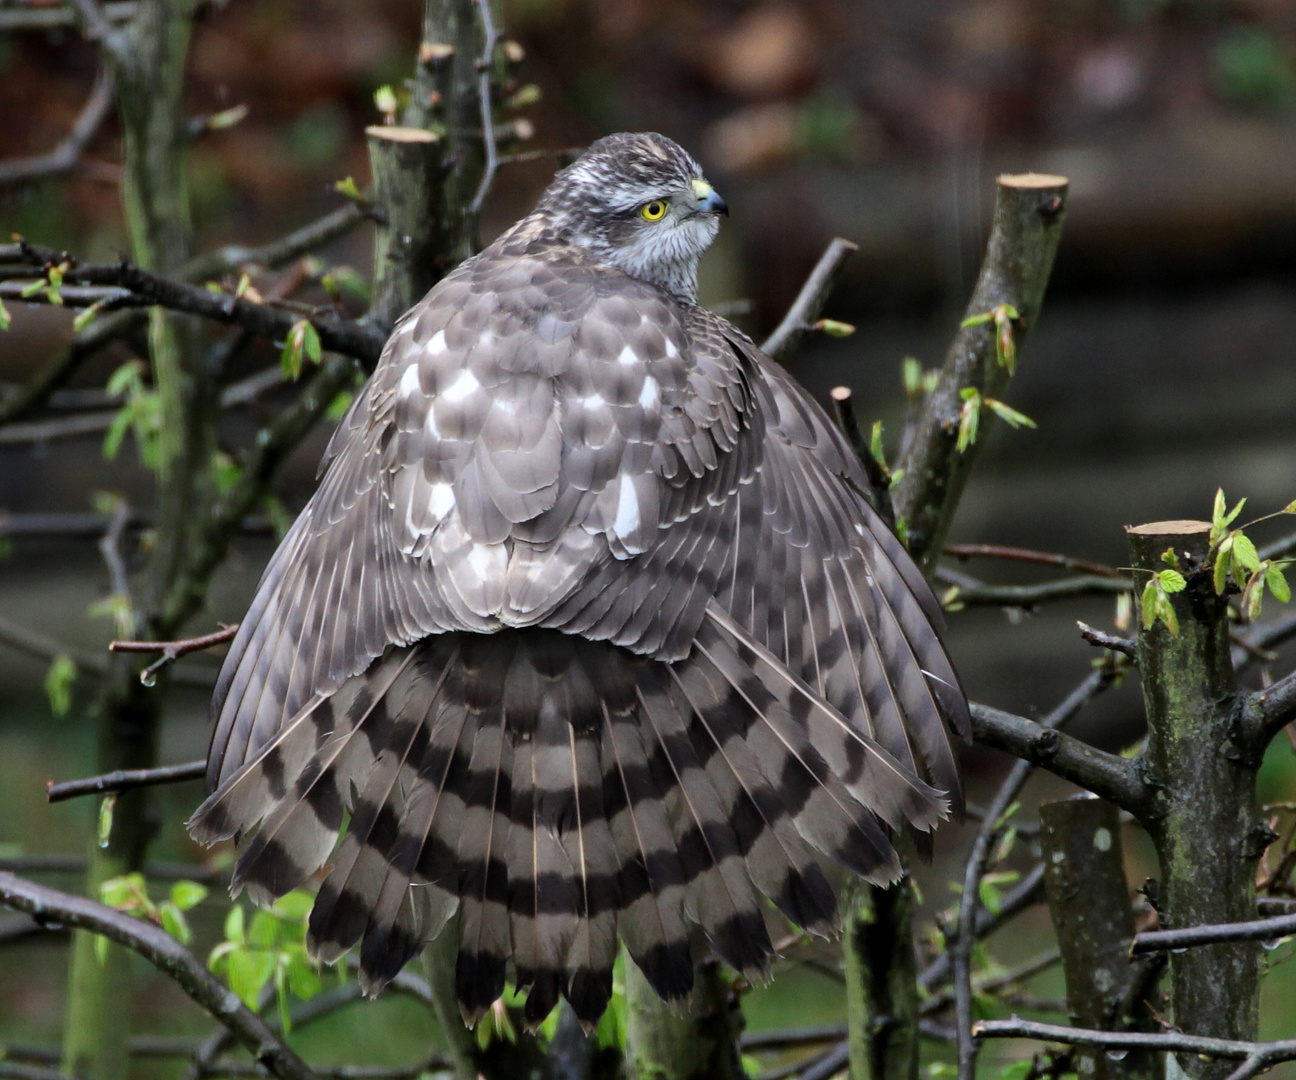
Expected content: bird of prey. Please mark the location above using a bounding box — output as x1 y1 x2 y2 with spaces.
190 132 968 1028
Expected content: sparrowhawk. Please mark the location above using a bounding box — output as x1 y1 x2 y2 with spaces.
190 131 969 1028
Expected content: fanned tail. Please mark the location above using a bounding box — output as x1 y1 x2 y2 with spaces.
189 624 947 1025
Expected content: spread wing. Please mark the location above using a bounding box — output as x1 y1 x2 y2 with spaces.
196 237 967 1026
207 245 763 791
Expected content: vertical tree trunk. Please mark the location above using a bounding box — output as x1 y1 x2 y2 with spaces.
1128 521 1262 1080
625 956 745 1080
62 2 205 1077
842 877 920 1080
1039 797 1161 1080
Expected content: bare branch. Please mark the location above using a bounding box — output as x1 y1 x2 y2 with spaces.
759 238 858 359
943 543 1126 580
936 570 1130 607
1078 622 1137 659
1131 911 1296 955
829 386 895 528
69 0 129 61
0 68 115 188
467 0 501 217
894 174 1068 568
183 203 368 283
969 702 1150 815
0 855 224 885
972 1017 1296 1078
47 760 205 804
0 872 318 1080
109 622 238 683
0 245 384 366
1242 669 1296 746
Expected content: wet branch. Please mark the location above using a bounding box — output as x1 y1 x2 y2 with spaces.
1131 911 1296 954
47 761 205 804
0 872 317 1080
109 623 238 683
972 1018 1296 1080
942 543 1125 580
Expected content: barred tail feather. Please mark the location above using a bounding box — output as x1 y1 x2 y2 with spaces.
191 624 953 1026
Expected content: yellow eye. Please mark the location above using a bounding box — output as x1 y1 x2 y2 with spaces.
640 200 667 221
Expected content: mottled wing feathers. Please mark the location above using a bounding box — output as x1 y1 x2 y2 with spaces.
196 227 968 1029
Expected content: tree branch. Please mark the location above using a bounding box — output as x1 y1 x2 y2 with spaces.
0 68 115 188
0 2 135 33
936 569 1130 607
466 0 500 217
0 245 384 366
0 872 318 1080
942 544 1126 580
894 174 1068 569
969 703 1151 815
972 1017 1296 1080
47 761 205 804
1131 911 1296 954
759 238 858 359
1241 669 1296 747
109 623 237 683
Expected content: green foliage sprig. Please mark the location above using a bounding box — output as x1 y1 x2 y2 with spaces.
98 873 208 962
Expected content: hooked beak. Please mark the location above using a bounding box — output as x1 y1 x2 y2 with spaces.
691 178 729 217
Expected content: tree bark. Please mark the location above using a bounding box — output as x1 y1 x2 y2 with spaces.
1040 797 1162 1080
1128 521 1262 1080
625 956 745 1080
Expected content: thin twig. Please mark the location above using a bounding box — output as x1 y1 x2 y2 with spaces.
1077 621 1137 659
467 0 501 216
0 243 384 366
47 760 205 803
69 0 129 59
918 863 1047 991
1234 611 1296 673
99 497 138 637
109 623 238 684
972 1016 1296 1080
0 872 318 1080
183 203 368 284
1131 911 1296 954
829 386 895 529
0 68 115 188
759 238 858 359
935 568 1130 607
943 543 1126 580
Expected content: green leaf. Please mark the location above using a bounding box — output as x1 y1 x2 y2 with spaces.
901 356 923 397
205 103 249 131
20 279 44 299
1141 580 1159 630
160 904 191 944
248 908 279 949
869 420 886 468
1157 569 1186 593
95 934 108 965
72 299 107 332
301 321 321 365
169 880 209 911
961 310 994 328
374 84 398 118
281 321 306 380
1214 539 1232 594
1284 499 1296 514
813 317 855 338
983 398 1036 430
1266 563 1291 603
285 953 322 1000
272 890 314 923
97 795 116 848
333 176 363 203
212 450 241 494
325 390 354 422
1158 591 1179 636
105 359 144 398
44 654 76 716
227 946 275 1009
99 874 136 909
956 390 980 453
224 904 245 945
0 297 10 330
1233 533 1261 574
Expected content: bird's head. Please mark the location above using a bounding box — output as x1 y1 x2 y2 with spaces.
534 131 727 302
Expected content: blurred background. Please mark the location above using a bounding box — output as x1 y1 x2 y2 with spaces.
1 0 1295 1071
